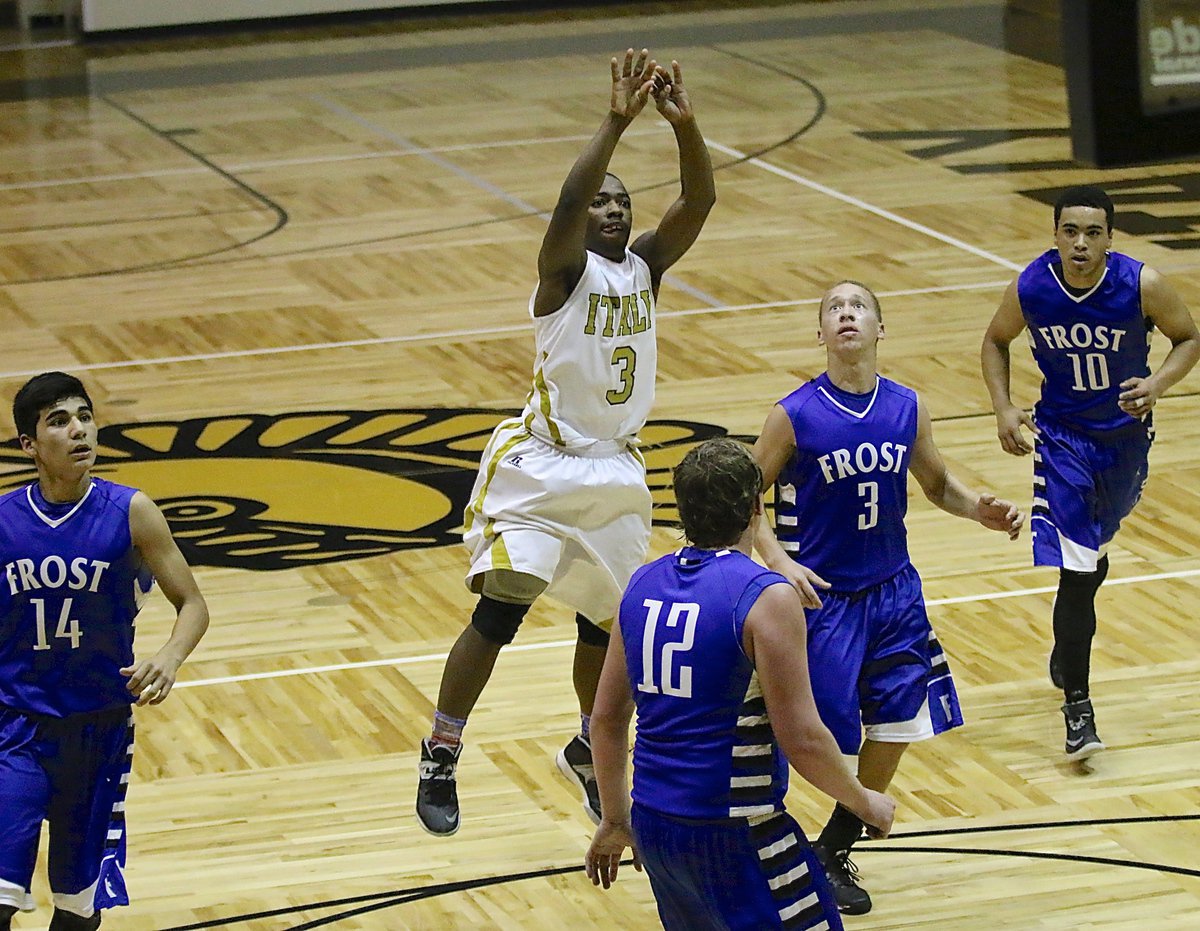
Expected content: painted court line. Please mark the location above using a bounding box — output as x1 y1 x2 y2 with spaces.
705 139 1023 273
174 567 1200 689
0 129 664 193
0 279 1010 380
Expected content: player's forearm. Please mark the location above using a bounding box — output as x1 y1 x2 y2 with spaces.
1150 336 1200 394
558 112 630 208
671 118 716 214
590 712 632 822
753 518 791 573
980 337 1017 412
779 722 871 819
158 598 209 666
927 472 986 523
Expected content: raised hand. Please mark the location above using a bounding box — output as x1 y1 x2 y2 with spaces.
610 48 658 121
652 60 695 125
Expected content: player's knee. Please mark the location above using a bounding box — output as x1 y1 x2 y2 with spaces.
48 908 101 931
479 569 547 605
470 595 532 646
1059 559 1106 595
575 613 611 648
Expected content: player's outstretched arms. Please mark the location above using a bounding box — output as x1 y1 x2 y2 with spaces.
745 584 895 838
534 49 659 317
122 492 209 706
585 623 644 888
981 280 1038 455
630 58 716 288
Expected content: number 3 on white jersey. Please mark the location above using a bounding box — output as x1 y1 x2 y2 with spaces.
637 598 699 698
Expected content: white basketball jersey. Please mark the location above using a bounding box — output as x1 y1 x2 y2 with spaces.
521 249 657 450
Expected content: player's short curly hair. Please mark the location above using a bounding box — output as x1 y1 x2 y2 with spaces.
673 437 762 548
13 372 93 439
1054 184 1114 232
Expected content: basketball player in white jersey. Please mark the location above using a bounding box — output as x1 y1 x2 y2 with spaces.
416 49 716 836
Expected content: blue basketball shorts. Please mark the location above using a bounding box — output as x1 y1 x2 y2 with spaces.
804 563 963 756
631 803 843 930
1031 414 1153 571
0 705 134 917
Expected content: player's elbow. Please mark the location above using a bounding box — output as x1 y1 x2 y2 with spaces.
981 332 1008 357
778 715 833 761
590 703 631 740
691 189 716 217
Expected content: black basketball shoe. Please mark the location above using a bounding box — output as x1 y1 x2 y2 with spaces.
1062 698 1104 761
815 843 872 915
416 738 462 836
556 734 602 824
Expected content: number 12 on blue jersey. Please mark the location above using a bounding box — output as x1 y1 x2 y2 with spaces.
636 598 699 698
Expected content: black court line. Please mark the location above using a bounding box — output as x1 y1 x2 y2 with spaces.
0 205 260 236
163 812 1200 929
0 97 289 285
1 45 825 286
874 846 1200 880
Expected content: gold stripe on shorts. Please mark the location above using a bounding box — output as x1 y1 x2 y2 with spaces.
465 421 530 529
490 532 513 570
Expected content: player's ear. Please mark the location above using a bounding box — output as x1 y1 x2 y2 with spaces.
816 328 825 346
18 433 35 456
877 323 885 341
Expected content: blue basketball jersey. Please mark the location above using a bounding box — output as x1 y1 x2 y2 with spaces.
0 478 153 717
620 547 790 820
775 373 917 591
1018 249 1151 432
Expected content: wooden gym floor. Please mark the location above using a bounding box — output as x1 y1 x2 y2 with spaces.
0 1 1198 927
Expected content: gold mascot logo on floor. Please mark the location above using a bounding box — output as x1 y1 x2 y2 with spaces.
0 409 736 571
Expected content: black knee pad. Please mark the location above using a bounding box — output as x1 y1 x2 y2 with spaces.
575 613 611 648
1059 554 1108 595
0 905 17 931
49 909 101 931
471 595 532 646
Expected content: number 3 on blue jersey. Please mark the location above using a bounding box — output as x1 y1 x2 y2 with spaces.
858 481 879 530
636 598 699 698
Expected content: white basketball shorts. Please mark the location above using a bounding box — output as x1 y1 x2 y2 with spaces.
462 417 652 627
